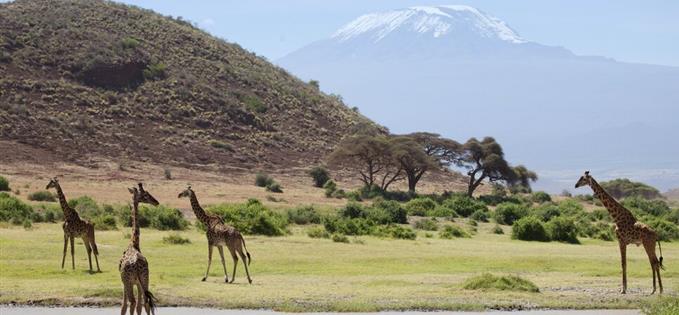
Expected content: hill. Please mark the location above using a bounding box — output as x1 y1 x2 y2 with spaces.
278 5 679 192
0 0 381 170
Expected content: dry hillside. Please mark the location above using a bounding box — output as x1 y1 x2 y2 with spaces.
0 0 382 170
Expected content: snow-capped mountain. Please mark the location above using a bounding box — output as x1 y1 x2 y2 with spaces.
277 5 679 192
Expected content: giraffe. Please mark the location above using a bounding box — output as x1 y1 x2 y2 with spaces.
178 185 252 283
575 171 664 294
119 183 159 315
46 177 101 273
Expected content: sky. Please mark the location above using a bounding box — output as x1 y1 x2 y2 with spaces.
109 0 679 67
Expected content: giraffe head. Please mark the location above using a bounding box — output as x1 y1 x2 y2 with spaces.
574 171 592 188
177 185 193 198
128 183 159 206
45 177 59 190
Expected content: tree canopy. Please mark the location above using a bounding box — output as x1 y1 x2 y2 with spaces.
600 178 663 200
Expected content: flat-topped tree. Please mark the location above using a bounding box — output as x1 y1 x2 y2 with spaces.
399 132 462 193
46 177 100 273
576 171 664 294
460 137 516 197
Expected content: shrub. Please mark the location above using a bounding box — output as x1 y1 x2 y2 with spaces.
38 204 63 223
120 37 140 49
369 200 407 224
646 218 679 241
557 199 585 216
532 204 562 222
143 62 167 80
22 219 32 230
339 202 366 219
470 210 489 222
332 233 350 243
511 216 549 242
209 140 233 151
163 168 172 180
641 296 679 315
462 273 539 292
0 192 34 223
373 225 417 240
308 166 330 188
27 190 56 202
163 233 191 245
287 206 321 225
244 95 266 113
427 205 459 218
600 178 663 200
491 225 504 234
118 204 189 231
531 191 552 203
666 208 679 224
68 196 103 219
265 182 283 193
442 196 488 217
440 225 470 239
622 196 670 217
255 173 274 187
404 197 437 216
323 180 338 198
494 203 529 225
545 217 579 244
0 176 9 191
307 226 330 239
208 199 288 236
323 216 373 236
414 218 438 231
92 214 118 230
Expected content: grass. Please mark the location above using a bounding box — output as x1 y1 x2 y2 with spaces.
1 222 677 311
462 273 539 292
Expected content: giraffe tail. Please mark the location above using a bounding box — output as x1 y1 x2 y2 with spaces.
657 240 665 270
241 235 251 266
144 290 158 315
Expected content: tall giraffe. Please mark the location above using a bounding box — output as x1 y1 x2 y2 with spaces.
575 171 664 294
46 178 100 272
119 183 159 315
178 186 252 283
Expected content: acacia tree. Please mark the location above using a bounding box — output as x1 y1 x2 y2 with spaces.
327 135 400 189
460 137 516 197
395 133 462 193
509 165 538 193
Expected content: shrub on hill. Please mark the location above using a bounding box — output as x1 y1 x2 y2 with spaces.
0 176 9 191
255 173 274 187
511 217 549 242
369 200 408 224
287 206 321 225
645 218 679 241
404 197 437 216
373 225 417 240
118 204 189 231
494 202 529 225
307 226 330 239
470 209 489 222
323 216 373 236
27 190 56 202
0 192 34 223
265 181 283 193
531 204 562 222
207 199 288 236
308 166 330 188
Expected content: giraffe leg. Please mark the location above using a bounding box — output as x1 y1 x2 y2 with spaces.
84 240 93 273
238 248 252 284
124 281 135 315
643 240 659 294
139 271 153 315
120 284 128 315
61 233 68 269
228 246 239 283
202 245 213 281
136 282 143 315
619 243 627 294
217 246 228 283
70 236 75 270
89 228 101 272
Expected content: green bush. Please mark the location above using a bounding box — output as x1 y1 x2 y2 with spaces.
369 200 408 224
0 176 9 191
208 140 233 151
645 218 679 241
308 166 330 188
255 173 274 187
207 199 288 236
404 197 437 216
68 196 104 219
532 204 562 222
287 206 321 225
92 214 118 230
0 192 34 223
545 217 579 244
557 199 585 216
119 204 189 231
265 182 283 193
494 202 529 225
22 219 32 230
442 195 488 217
427 205 459 218
37 204 63 223
440 225 470 239
622 196 670 217
641 296 679 315
373 224 416 240
27 190 56 202
470 210 489 222
600 178 663 200
332 233 350 243
323 180 338 198
307 226 330 239
323 216 372 236
531 191 552 203
666 208 679 224
414 218 438 231
120 37 140 49
511 216 549 242
243 95 267 113
462 273 539 292
576 220 614 241
143 62 167 80
339 202 366 219
163 233 191 245
491 225 504 234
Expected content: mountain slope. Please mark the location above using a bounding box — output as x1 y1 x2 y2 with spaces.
0 0 381 169
278 5 679 191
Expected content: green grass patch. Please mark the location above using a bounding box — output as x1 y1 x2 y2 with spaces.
462 273 539 292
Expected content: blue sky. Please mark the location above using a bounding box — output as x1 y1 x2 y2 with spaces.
111 0 679 66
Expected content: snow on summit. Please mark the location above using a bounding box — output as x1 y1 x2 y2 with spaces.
332 5 526 44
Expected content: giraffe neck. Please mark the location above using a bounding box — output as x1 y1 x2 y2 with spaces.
54 183 78 220
130 199 140 251
189 191 210 224
589 178 636 226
